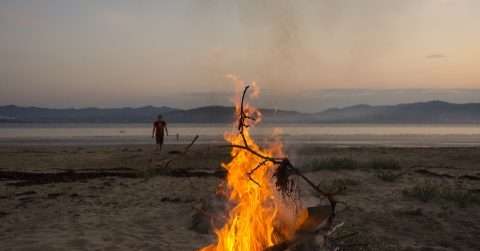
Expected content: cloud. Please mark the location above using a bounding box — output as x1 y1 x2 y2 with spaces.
426 53 447 59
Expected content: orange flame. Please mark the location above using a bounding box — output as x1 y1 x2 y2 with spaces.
200 77 304 251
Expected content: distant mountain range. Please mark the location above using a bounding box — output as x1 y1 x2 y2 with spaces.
1 101 480 124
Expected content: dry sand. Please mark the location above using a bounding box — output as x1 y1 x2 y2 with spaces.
1 144 479 251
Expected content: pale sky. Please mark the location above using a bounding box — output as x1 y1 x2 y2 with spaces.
1 0 479 110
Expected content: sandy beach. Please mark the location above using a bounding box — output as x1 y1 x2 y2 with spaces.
1 144 479 251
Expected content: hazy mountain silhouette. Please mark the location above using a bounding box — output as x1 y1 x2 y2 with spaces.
313 101 480 123
1 101 480 123
0 105 177 123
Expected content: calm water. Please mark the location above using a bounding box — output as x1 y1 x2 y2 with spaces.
1 123 480 146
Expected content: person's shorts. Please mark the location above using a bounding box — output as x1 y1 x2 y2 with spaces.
156 135 164 144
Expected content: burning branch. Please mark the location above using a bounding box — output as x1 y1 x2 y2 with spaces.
231 85 339 214
247 159 268 186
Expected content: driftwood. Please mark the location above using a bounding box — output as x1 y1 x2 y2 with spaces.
0 168 225 187
264 206 361 251
155 135 199 169
415 168 480 181
0 170 138 186
266 205 334 251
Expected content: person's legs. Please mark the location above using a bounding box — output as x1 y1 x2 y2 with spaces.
156 135 164 152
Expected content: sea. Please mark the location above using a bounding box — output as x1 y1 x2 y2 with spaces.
1 123 480 147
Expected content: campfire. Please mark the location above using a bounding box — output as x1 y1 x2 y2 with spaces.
199 77 343 251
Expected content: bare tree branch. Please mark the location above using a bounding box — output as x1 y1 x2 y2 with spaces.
247 159 269 186
157 135 199 169
226 85 339 214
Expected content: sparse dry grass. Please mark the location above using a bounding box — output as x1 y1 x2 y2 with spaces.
375 170 403 182
403 179 480 207
367 158 401 170
439 185 480 208
318 177 360 194
302 157 359 171
402 180 438 202
302 157 401 173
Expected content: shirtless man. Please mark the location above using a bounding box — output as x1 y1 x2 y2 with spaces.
152 115 168 151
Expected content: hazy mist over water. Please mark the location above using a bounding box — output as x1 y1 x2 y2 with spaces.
1 123 480 147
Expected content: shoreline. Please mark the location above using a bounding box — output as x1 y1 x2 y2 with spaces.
1 134 480 147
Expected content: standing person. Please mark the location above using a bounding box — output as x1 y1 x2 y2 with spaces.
152 115 168 152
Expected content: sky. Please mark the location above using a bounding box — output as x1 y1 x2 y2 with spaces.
0 0 479 111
